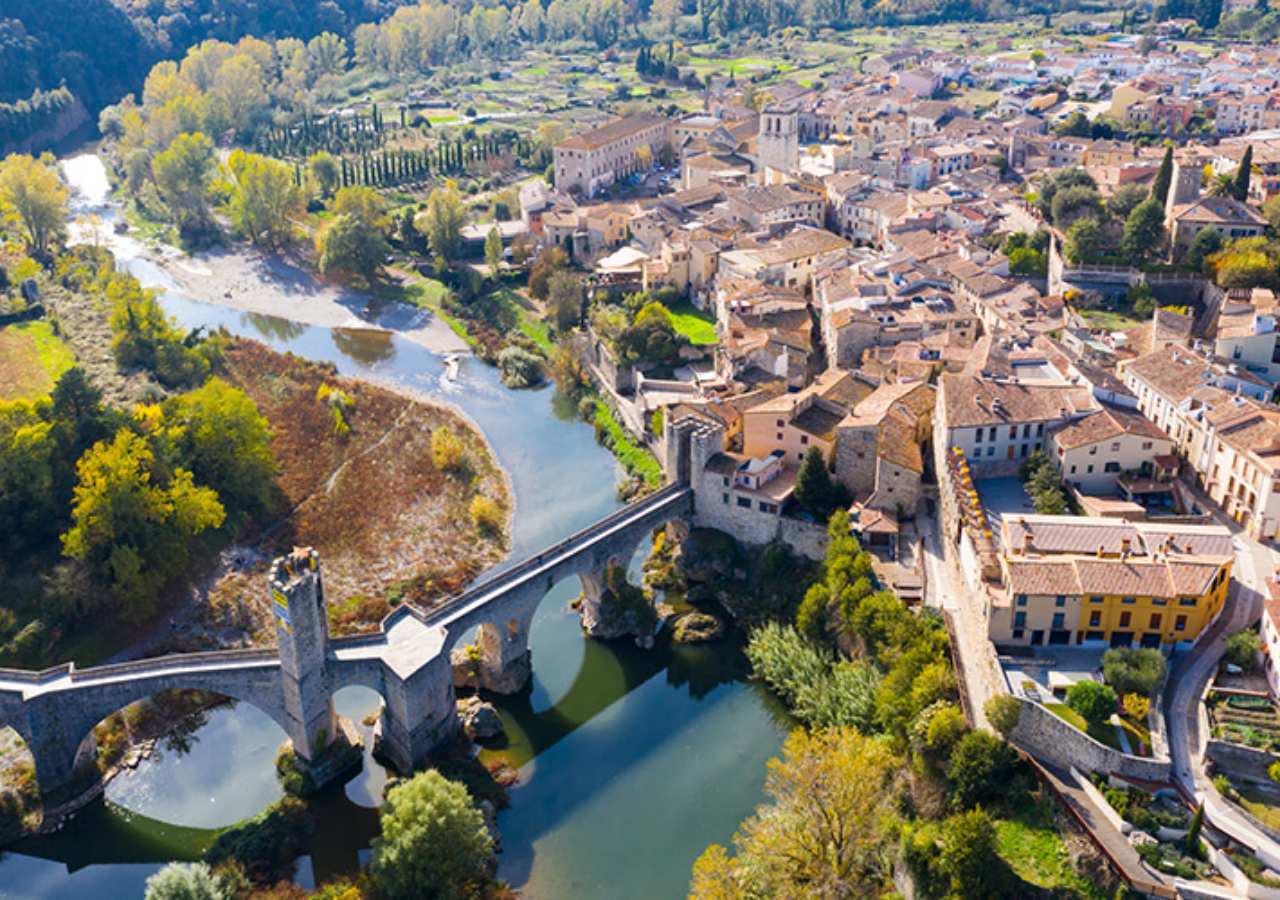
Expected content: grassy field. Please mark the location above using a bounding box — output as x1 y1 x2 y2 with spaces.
995 793 1108 899
0 320 76 399
1234 782 1280 831
666 301 717 345
1078 308 1145 332
592 395 662 489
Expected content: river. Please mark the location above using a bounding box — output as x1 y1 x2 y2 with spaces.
0 156 787 899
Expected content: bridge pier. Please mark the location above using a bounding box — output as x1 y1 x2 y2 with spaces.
19 700 102 802
377 652 459 771
271 549 338 763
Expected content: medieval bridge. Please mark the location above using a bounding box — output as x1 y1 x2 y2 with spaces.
0 483 693 797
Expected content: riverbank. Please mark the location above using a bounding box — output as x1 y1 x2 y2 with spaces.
139 242 472 356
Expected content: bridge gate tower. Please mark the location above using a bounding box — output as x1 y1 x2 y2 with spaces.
269 548 337 761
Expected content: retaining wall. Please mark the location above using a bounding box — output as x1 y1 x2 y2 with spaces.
1011 698 1172 782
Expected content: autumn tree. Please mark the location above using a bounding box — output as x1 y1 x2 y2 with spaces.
61 429 225 618
152 132 216 235
306 152 341 198
0 153 67 254
415 184 466 264
689 728 899 898
548 269 583 332
225 151 303 249
484 226 502 279
317 187 390 280
529 245 569 299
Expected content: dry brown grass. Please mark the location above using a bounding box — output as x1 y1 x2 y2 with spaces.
207 339 510 638
0 328 50 399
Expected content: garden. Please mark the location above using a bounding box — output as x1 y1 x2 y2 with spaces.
1040 648 1165 757
1208 690 1280 754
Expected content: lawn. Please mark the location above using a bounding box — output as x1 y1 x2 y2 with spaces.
0 320 75 399
995 793 1108 899
666 301 717 346
1046 703 1125 751
1077 308 1145 332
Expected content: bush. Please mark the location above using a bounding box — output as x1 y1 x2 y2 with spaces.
431 427 467 473
497 346 544 389
469 496 503 534
1225 629 1263 672
947 730 1020 810
985 694 1023 738
1066 680 1117 728
143 862 227 900
206 797 313 884
745 622 879 732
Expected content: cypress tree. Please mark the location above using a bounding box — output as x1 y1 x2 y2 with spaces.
1151 147 1174 205
1233 145 1253 202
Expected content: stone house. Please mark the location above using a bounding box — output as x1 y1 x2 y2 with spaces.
553 114 668 198
1049 405 1174 494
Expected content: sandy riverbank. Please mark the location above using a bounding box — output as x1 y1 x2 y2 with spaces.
144 243 470 355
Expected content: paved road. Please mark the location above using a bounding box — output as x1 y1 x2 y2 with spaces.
1163 489 1280 867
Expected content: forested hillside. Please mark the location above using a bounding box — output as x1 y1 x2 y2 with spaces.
0 0 403 153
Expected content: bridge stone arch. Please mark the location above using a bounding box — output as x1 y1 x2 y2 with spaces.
437 486 693 694
8 659 288 796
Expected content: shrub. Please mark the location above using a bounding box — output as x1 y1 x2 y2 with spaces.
1225 629 1263 672
469 496 503 534
1123 693 1151 721
206 796 314 884
947 730 1020 811
431 427 467 473
497 346 544 389
143 862 226 900
1066 680 1117 728
745 622 879 732
985 694 1022 738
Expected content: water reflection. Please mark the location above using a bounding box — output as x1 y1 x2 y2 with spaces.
331 328 396 367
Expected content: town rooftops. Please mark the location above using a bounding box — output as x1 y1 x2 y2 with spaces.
1002 555 1224 599
940 373 1095 429
1050 405 1169 451
1168 195 1267 226
556 114 665 152
1002 513 1234 559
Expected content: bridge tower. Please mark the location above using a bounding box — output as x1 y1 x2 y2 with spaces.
270 547 337 761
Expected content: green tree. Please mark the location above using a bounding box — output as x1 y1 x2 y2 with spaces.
368 770 493 900
1102 647 1167 697
1122 198 1166 264
548 270 583 332
484 226 503 279
225 151 303 249
1052 185 1105 228
688 728 898 899
939 809 1003 898
317 188 390 281
0 153 67 254
416 184 466 264
1185 802 1204 856
985 693 1023 738
1064 217 1106 265
795 446 848 521
152 132 216 235
1185 227 1223 270
529 245 569 299
61 429 225 618
143 862 229 900
306 151 341 198
1109 183 1151 220
947 729 1019 810
1233 144 1253 202
1066 679 1117 728
162 379 276 516
1151 146 1174 205
1225 628 1263 671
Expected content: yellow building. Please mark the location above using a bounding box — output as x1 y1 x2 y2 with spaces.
989 515 1233 649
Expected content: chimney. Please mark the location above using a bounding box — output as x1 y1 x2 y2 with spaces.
1023 532 1034 554
1120 537 1131 560
1097 544 1105 558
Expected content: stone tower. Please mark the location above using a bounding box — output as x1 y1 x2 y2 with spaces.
758 106 799 174
270 547 336 760
1165 156 1201 217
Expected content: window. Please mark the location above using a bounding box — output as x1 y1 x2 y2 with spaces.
1119 612 1132 628
1150 613 1162 629
1087 464 1094 473
1180 597 1197 607
1121 597 1136 605
1086 630 1105 641
1152 598 1167 606
800 435 808 445
1071 465 1077 473
1012 629 1024 640
736 497 751 508
975 428 983 443
1037 423 1045 436
1089 611 1101 627
1055 596 1066 607
1009 426 1018 439
722 476 730 486
1052 613 1065 629
1110 442 1121 452
987 446 995 457
776 432 783 441
1089 446 1098 455
1016 594 1028 606
1105 462 1121 473
1175 615 1187 631
988 427 997 441
1014 611 1027 628
1142 441 1153 450
722 493 729 504
1023 424 1032 438
1090 595 1104 604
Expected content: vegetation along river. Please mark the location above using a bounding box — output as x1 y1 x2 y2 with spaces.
0 155 788 900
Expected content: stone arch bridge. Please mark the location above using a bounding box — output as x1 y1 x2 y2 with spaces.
0 484 693 798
